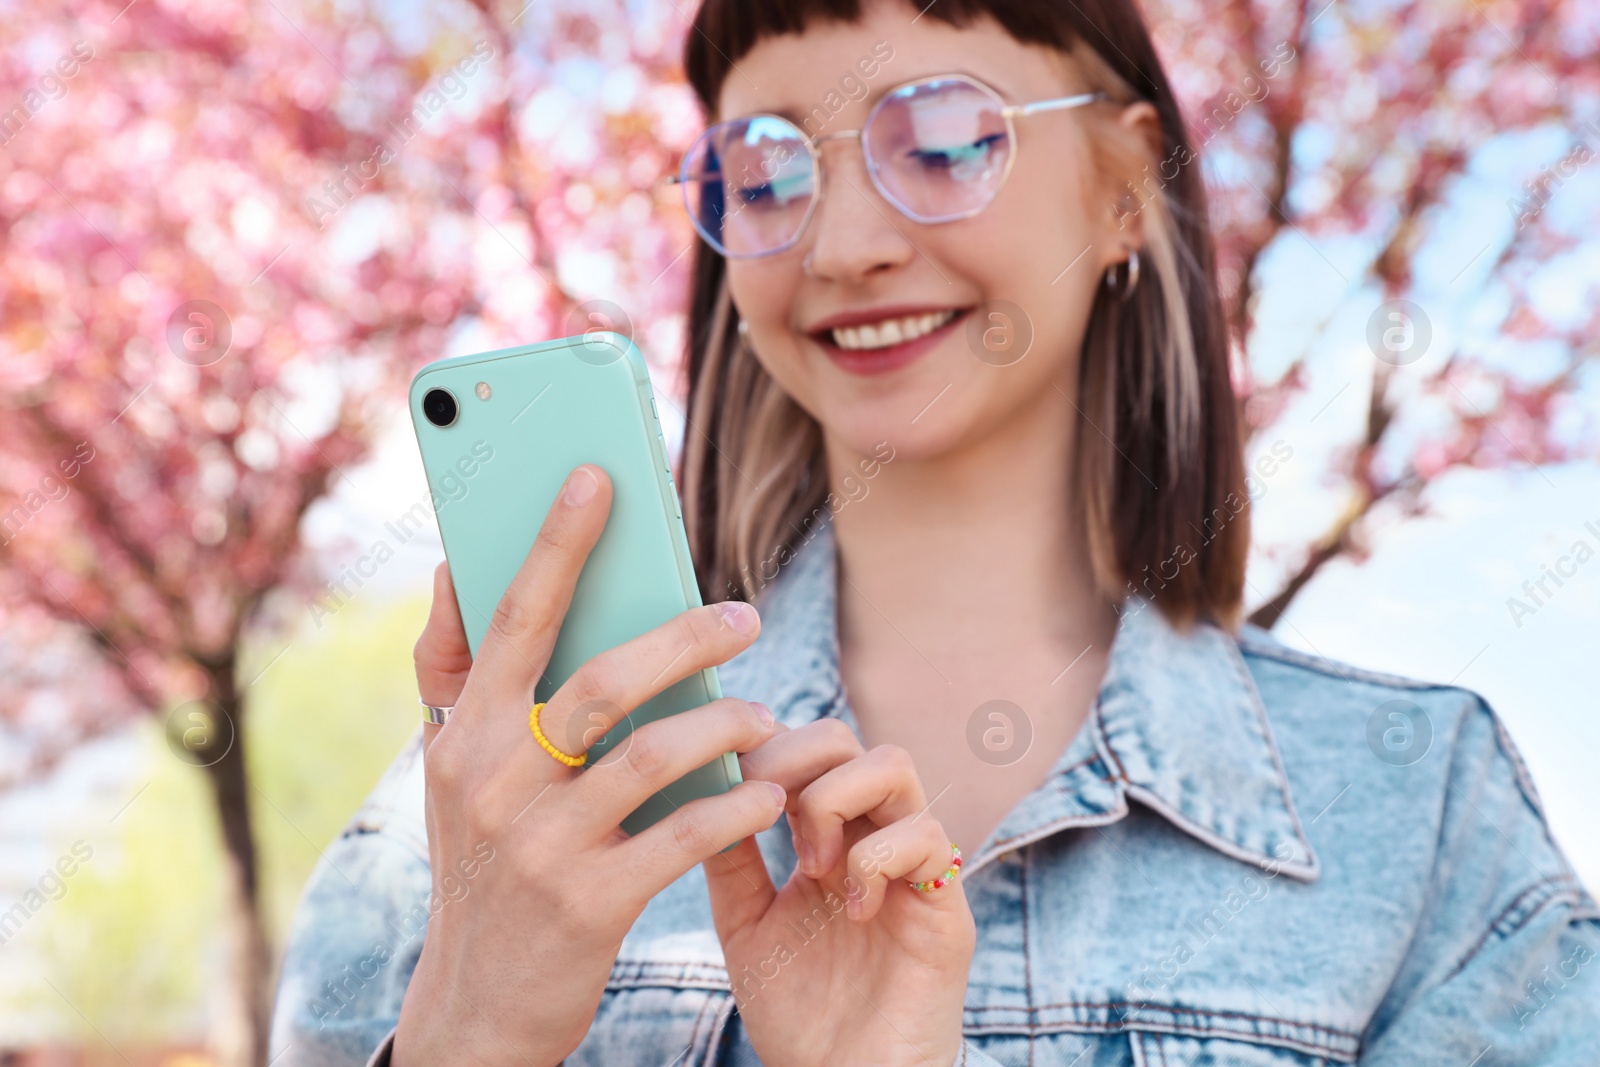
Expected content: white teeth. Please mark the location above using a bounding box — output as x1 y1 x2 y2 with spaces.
830 309 957 350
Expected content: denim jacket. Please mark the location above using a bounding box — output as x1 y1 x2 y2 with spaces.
270 513 1600 1065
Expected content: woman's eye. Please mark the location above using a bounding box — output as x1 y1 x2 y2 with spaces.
732 173 811 209
909 133 1006 171
736 182 777 206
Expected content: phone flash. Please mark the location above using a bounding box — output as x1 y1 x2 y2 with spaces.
475 382 492 400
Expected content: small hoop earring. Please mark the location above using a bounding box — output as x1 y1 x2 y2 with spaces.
1104 249 1140 302
737 319 749 338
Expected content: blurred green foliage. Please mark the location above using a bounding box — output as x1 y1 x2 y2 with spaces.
36 736 215 1046
13 591 429 1046
249 592 429 944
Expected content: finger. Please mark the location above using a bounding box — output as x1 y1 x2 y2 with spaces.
576 697 781 834
474 596 765 832
416 561 473 753
793 744 928 880
841 816 963 922
735 716 860 797
735 718 863 876
617 778 786 916
462 464 613 714
702 830 780 949
534 599 763 770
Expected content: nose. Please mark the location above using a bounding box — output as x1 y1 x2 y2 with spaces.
799 136 918 283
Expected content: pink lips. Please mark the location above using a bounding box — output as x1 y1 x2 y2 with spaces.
808 307 971 377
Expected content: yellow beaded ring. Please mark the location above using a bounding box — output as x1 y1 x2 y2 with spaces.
907 843 962 892
529 702 586 767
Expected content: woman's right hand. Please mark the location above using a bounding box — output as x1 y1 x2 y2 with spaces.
394 463 786 1067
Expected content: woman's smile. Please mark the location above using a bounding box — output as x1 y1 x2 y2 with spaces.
804 303 973 376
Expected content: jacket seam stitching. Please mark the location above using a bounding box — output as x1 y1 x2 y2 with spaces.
687 988 720 1067
1020 848 1034 1067
1446 875 1585 982
1092 698 1130 783
1221 625 1322 877
340 811 430 865
1469 694 1594 887
609 960 730 974
985 803 1127 855
604 979 733 994
1054 752 1103 780
1487 708 1545 818
961 1002 1361 1040
1119 783 1319 882
610 983 1362 1049
961 1018 1355 1060
1238 638 1475 694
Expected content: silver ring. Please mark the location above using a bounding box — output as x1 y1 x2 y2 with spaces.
420 695 453 725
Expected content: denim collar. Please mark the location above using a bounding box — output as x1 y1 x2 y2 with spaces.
721 511 1321 884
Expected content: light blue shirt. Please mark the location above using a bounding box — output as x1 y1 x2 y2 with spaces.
270 513 1600 1065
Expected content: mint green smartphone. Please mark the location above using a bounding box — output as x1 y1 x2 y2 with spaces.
408 332 742 843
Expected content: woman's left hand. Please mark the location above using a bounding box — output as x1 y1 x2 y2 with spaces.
704 718 977 1067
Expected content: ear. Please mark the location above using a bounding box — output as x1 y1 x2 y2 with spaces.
1095 100 1163 266
1118 100 1164 167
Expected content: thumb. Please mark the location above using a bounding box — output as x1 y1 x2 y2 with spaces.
702 824 779 946
415 561 473 749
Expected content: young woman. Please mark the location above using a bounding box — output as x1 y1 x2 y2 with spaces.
271 0 1600 1063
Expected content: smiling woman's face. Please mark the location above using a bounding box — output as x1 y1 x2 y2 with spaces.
718 0 1155 467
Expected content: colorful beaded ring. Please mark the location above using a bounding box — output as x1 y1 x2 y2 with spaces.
907 843 962 892
529 702 586 768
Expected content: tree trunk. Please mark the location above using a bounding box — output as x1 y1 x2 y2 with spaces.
199 657 273 1067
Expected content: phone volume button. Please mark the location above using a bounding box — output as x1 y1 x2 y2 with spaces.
667 468 681 516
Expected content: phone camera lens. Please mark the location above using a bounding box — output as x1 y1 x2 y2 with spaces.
423 388 459 427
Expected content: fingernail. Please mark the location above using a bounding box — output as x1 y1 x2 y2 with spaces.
798 839 815 875
753 701 774 727
717 600 758 635
846 896 862 920
765 781 786 807
562 466 598 507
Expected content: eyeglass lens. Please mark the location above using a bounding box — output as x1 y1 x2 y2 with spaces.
681 77 1014 257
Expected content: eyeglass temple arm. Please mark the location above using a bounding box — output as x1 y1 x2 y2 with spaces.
1008 90 1109 118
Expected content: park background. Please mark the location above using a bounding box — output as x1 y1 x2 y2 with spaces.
0 0 1596 1063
